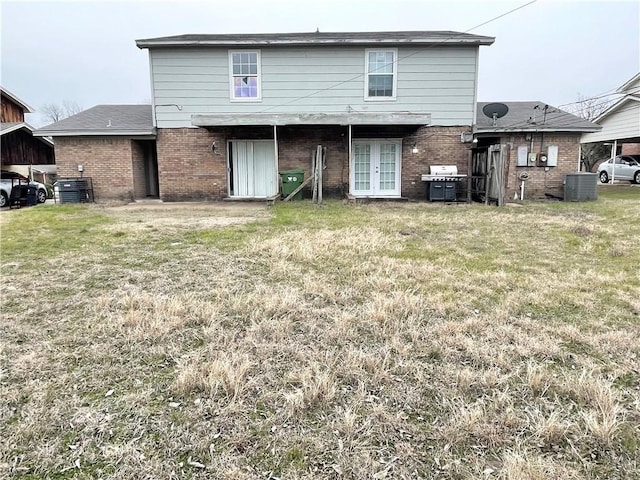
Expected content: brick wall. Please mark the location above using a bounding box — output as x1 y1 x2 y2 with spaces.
621 143 640 155
157 125 476 201
157 126 348 199
401 126 471 199
54 136 136 200
498 132 581 199
156 128 227 201
277 126 347 197
131 140 147 199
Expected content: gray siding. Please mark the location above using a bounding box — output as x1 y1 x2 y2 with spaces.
150 46 479 127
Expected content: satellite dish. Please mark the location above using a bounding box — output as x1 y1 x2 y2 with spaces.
482 103 509 126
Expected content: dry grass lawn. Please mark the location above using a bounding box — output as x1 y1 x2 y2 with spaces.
1 187 639 479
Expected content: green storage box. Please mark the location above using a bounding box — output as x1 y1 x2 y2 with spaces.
279 169 305 200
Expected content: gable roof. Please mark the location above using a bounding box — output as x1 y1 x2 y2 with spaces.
136 31 495 48
592 73 640 123
1 122 54 146
475 101 601 133
0 86 35 114
34 105 155 137
617 72 640 94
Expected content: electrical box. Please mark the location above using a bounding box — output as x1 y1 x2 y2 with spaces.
517 146 528 166
528 152 537 165
537 152 548 167
547 145 558 167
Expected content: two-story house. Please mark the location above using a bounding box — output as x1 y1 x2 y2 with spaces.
1 86 55 180
137 31 494 201
37 31 495 201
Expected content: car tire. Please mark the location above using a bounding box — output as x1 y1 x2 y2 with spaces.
37 189 47 204
634 171 640 184
0 191 7 208
599 171 609 184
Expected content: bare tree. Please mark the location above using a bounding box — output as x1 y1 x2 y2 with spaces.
62 100 83 117
41 103 65 123
571 94 613 172
41 100 84 124
572 93 612 121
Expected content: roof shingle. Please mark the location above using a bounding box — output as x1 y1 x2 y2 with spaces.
136 31 495 48
475 101 600 133
34 105 154 136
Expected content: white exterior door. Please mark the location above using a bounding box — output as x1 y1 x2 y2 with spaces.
231 140 276 198
351 140 401 197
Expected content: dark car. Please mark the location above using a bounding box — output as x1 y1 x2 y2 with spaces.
0 170 49 207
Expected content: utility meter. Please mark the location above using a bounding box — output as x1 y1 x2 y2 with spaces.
537 152 548 167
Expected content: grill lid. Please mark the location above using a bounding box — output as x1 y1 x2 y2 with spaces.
421 165 467 182
429 165 458 176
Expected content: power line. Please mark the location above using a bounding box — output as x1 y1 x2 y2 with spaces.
480 104 639 132
258 0 538 113
556 86 640 109
485 95 627 131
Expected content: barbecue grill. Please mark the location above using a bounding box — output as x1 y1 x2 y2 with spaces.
421 165 467 201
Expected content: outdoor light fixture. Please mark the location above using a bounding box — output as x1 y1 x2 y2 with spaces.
412 144 419 154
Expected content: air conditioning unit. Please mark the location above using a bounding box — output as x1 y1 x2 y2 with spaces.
564 173 597 201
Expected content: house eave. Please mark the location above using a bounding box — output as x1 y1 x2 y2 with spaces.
138 39 495 48
0 123 29 136
593 96 639 123
0 86 35 113
616 72 640 93
474 127 601 134
33 129 156 138
192 112 432 127
136 32 495 49
1 122 55 146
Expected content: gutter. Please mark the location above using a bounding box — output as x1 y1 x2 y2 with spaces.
136 38 495 48
474 127 601 134
33 129 156 137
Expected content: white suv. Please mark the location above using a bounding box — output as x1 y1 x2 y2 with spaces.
0 170 49 207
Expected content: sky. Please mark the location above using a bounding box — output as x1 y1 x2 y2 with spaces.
1 0 638 127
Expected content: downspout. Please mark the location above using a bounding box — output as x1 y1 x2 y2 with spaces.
148 50 157 128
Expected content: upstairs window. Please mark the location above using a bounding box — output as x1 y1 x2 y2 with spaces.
365 49 397 100
229 51 261 101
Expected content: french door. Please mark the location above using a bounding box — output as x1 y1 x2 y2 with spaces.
230 140 276 198
351 139 402 197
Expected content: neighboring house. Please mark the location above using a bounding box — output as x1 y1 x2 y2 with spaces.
132 31 494 201
474 101 600 199
1 86 55 181
34 105 158 200
580 72 640 157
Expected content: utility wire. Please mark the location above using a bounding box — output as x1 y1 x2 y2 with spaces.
258 0 538 113
555 86 640 109
480 105 639 132
483 92 639 131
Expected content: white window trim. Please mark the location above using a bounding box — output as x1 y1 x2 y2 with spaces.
229 50 262 102
364 48 398 102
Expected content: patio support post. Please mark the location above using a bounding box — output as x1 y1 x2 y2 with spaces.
348 124 352 194
274 124 279 192
577 143 582 171
611 140 617 182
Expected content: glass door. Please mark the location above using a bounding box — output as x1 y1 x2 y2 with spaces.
351 140 401 197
